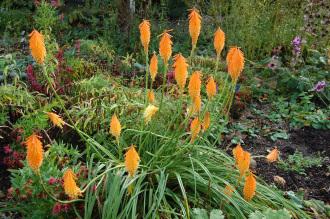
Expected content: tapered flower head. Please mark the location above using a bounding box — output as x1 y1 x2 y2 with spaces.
191 95 201 114
214 27 225 56
266 147 279 163
173 53 189 91
29 30 46 64
139 20 151 54
147 90 155 103
237 151 250 177
149 52 158 82
206 76 217 99
243 172 256 201
188 71 201 100
189 8 202 47
159 30 173 64
110 114 121 142
125 145 140 177
202 111 210 131
190 117 201 143
232 143 244 164
63 168 82 199
47 112 65 129
226 47 244 81
26 133 43 172
143 104 159 124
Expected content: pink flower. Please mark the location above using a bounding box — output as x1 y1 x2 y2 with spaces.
4 145 12 154
52 203 62 215
48 177 57 185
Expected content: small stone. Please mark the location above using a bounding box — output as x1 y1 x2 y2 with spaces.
273 175 286 187
250 158 257 170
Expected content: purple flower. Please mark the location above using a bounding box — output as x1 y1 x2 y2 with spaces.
313 81 326 92
267 56 280 70
292 36 302 56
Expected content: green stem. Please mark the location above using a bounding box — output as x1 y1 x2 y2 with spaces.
159 63 168 111
144 51 149 105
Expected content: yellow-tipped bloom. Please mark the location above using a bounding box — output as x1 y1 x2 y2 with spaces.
237 151 250 177
202 111 210 131
110 114 121 142
243 172 256 201
25 133 43 172
266 147 279 163
143 104 159 124
139 20 151 54
226 47 245 81
188 8 202 47
149 52 158 82
47 112 65 129
63 168 82 199
29 29 46 64
173 53 189 91
147 89 155 103
188 71 201 100
159 30 173 64
206 76 217 99
214 27 225 56
190 117 201 143
125 145 140 177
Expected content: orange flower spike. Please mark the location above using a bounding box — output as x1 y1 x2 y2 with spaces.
232 143 244 164
237 151 250 177
147 90 155 103
202 111 210 131
47 112 65 129
26 133 44 172
192 95 202 113
29 29 46 64
266 147 279 163
149 52 158 82
206 76 217 99
190 117 201 143
188 8 202 47
125 145 140 177
110 114 121 142
243 172 256 201
173 53 189 91
188 71 202 100
139 20 151 54
159 30 173 64
63 168 82 199
226 47 245 81
214 27 225 56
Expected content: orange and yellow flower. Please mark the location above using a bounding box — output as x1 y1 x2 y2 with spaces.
190 117 201 143
147 90 155 103
188 8 202 47
188 71 201 100
237 151 250 177
125 145 140 177
110 114 121 142
232 143 244 164
149 52 158 82
139 20 151 54
29 29 46 64
26 133 44 172
214 27 225 56
243 172 256 201
143 104 159 124
226 47 244 81
206 76 217 99
173 53 189 91
63 168 82 199
47 112 65 129
159 30 173 64
202 111 210 131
